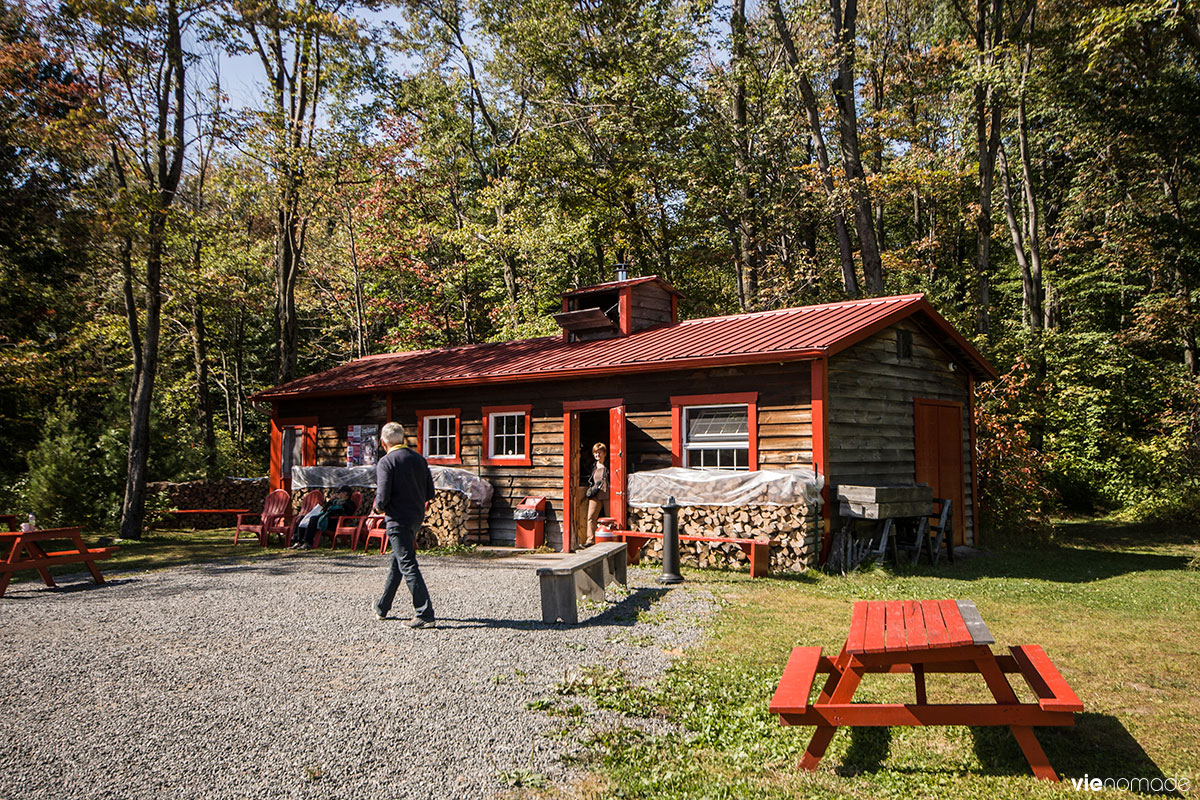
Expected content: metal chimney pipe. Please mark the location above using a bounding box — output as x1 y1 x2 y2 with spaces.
615 264 628 282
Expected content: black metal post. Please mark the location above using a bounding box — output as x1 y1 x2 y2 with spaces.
659 496 683 584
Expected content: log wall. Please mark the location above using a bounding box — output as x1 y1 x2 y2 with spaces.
278 362 813 548
826 320 975 542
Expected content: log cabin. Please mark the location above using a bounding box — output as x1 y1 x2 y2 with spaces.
251 276 997 558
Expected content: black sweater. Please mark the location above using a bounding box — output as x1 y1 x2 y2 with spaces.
374 447 435 526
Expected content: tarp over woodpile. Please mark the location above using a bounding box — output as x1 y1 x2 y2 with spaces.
628 467 823 508
291 465 494 505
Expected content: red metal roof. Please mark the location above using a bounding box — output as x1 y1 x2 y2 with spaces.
254 293 996 401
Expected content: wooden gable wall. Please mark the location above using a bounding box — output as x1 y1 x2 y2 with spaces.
825 319 976 542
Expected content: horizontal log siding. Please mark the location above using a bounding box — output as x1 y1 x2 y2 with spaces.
279 362 812 547
826 321 975 542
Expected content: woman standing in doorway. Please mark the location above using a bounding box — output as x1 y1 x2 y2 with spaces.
584 442 609 546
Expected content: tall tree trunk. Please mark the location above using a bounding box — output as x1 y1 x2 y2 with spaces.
1163 172 1199 374
998 138 1042 332
769 0 859 296
241 12 324 383
121 233 163 541
276 203 304 382
345 202 367 358
830 0 884 293
732 0 758 309
191 278 217 478
954 0 1034 335
1016 89 1043 330
119 0 186 540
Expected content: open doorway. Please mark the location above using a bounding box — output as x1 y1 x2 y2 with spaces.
570 410 610 548
562 400 626 552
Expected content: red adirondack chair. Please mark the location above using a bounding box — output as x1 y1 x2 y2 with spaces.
362 515 389 554
235 490 293 546
317 492 363 550
285 489 325 548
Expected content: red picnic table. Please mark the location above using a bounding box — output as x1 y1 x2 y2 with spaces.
769 599 1082 782
0 527 118 597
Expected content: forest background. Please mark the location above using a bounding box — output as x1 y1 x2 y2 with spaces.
1 0 1197 538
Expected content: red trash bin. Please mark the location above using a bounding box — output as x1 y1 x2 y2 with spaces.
513 497 546 549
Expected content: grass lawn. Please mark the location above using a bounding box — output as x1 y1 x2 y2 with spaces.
546 518 1200 799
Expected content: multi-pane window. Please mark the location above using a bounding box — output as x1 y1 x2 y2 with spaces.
683 405 750 470
489 412 527 459
423 415 457 459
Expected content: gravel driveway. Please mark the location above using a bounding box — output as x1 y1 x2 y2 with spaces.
0 552 717 800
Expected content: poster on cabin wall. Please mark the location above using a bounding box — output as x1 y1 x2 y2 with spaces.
346 424 379 467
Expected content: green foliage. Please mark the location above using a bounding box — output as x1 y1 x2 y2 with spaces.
0 0 1195 535
23 401 123 529
974 354 1055 539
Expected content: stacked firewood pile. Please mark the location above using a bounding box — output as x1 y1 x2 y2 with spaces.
290 486 490 548
415 489 492 548
627 503 820 573
290 487 372 515
148 479 269 529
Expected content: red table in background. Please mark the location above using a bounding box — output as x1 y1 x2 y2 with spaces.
0 527 118 597
769 599 1082 782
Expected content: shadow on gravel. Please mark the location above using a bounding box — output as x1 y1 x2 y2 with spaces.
436 586 671 631
1 577 138 599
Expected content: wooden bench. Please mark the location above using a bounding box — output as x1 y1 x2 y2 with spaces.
616 530 772 578
769 646 835 714
156 509 251 529
1010 644 1085 712
536 542 627 624
0 527 118 597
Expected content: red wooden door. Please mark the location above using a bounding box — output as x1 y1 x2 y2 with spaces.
914 400 966 544
609 405 627 527
562 411 581 552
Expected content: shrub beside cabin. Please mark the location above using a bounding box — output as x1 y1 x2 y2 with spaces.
252 277 996 558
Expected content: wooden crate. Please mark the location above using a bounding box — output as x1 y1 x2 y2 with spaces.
837 484 932 520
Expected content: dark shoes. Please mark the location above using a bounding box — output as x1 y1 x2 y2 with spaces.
404 617 436 629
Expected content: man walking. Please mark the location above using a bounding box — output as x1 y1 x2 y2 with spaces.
373 421 436 629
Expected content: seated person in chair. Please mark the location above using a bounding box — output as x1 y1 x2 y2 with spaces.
292 486 358 550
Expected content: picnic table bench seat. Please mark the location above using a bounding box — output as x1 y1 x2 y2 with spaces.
536 542 627 624
0 527 118 597
615 530 772 578
769 647 836 714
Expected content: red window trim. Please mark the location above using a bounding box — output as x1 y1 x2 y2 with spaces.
482 404 533 467
416 408 462 465
669 392 758 471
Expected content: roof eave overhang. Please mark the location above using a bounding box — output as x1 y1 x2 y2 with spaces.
253 348 826 403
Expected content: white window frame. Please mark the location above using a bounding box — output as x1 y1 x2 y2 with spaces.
487 411 528 461
682 403 751 471
422 415 457 460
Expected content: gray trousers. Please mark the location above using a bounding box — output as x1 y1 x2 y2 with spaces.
375 521 434 621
